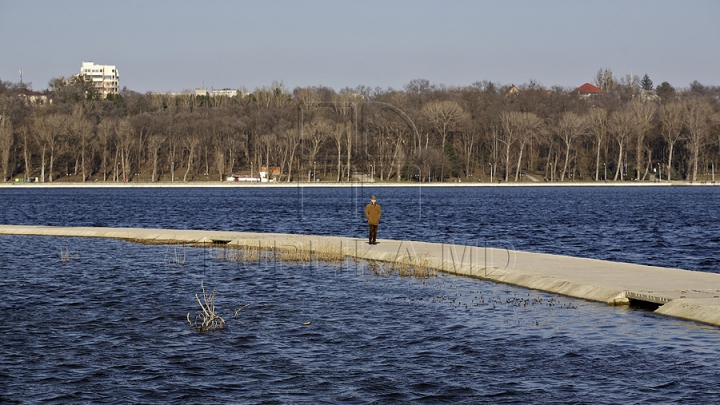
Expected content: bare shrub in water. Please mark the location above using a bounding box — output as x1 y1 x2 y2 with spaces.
313 245 345 264
392 253 436 278
164 244 186 266
207 243 435 278
59 246 79 262
277 248 312 263
212 244 346 265
367 255 436 278
60 247 70 262
368 260 390 276
187 280 225 332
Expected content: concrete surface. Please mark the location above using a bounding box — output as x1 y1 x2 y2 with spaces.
2 224 720 327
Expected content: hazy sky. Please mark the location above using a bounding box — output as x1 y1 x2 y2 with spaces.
1 0 718 93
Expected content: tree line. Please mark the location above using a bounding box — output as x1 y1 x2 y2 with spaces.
1 72 719 184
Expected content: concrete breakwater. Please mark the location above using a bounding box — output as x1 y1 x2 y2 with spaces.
2 224 720 327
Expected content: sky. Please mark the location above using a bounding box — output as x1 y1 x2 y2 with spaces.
1 0 718 94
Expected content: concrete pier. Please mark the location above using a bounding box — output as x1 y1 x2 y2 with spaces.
2 224 720 327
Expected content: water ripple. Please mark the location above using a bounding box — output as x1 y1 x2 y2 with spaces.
1 186 720 272
2 188 720 402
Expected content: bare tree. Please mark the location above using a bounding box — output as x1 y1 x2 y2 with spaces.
147 133 164 182
225 117 247 176
183 134 200 182
376 125 391 181
498 111 542 181
131 113 153 179
556 112 588 181
587 108 607 181
371 121 409 181
392 128 408 182
0 112 14 182
116 118 134 181
608 109 634 181
344 120 355 181
304 118 331 178
253 81 292 108
294 87 322 109
421 100 468 181
39 114 66 182
33 113 52 182
97 118 116 182
332 92 360 181
418 146 442 181
199 124 214 177
498 111 521 182
628 100 657 180
458 120 479 179
684 98 713 182
658 100 685 180
214 146 225 181
210 116 232 181
594 68 617 92
8 75 720 187
69 106 94 182
515 112 544 181
330 123 345 182
15 123 31 181
281 127 302 182
164 114 182 182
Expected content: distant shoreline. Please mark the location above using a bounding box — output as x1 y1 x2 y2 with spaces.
1 180 716 188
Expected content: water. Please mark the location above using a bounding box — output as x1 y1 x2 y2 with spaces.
2 186 720 402
1 186 719 272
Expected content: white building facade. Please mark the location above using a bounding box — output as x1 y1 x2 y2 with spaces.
80 61 120 97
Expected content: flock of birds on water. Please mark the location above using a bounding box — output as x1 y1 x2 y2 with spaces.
384 277 580 312
381 278 582 327
406 293 578 310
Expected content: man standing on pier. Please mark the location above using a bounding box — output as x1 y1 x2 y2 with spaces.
365 195 381 245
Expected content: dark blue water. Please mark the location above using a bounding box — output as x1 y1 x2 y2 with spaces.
2 186 720 403
1 186 719 272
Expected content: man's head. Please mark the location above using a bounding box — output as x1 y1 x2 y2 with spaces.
371 195 376 203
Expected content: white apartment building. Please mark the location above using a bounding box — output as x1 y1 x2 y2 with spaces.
80 61 120 97
194 88 242 97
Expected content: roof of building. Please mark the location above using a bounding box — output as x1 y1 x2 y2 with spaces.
572 83 604 94
16 88 46 97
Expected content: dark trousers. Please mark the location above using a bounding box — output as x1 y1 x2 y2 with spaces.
368 224 378 243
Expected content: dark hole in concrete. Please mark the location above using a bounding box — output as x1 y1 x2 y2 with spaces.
628 298 661 311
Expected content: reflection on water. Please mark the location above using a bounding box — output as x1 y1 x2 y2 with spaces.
1 235 720 403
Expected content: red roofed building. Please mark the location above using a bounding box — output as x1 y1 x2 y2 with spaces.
571 83 604 98
17 88 51 105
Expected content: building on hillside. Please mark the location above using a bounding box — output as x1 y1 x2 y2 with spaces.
211 88 241 97
227 174 261 182
571 83 604 98
504 84 550 97
17 89 51 105
195 88 242 97
259 166 280 182
638 89 660 102
79 61 120 97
